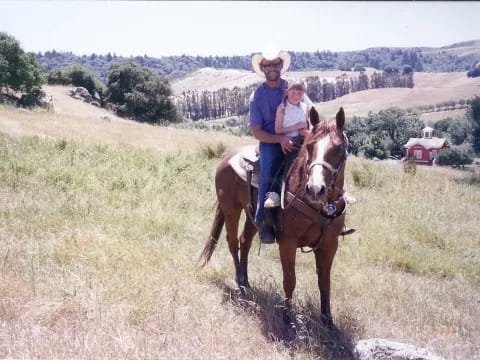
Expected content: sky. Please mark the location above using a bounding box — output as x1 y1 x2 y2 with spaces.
1 1 479 58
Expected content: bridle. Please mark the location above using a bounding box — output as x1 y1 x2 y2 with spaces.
281 132 349 216
305 131 349 192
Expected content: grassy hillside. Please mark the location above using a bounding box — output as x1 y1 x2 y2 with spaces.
0 119 479 359
172 69 480 118
0 86 253 153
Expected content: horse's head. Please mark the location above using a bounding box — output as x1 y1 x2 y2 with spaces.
302 107 347 205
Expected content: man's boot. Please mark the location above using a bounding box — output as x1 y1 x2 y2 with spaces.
259 208 276 244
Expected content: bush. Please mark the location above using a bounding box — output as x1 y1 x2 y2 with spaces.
353 64 365 72
436 147 473 166
48 65 106 101
106 61 179 124
467 67 480 78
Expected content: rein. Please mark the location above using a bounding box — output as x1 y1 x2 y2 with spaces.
280 132 349 253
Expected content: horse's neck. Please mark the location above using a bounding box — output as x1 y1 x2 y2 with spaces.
286 155 306 194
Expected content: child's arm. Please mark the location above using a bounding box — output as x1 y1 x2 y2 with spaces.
275 106 306 134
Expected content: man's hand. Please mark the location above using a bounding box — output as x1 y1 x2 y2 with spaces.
299 128 309 137
279 136 295 153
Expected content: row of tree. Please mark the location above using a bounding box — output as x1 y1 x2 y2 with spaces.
173 71 414 121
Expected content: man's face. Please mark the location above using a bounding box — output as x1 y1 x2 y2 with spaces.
260 58 283 81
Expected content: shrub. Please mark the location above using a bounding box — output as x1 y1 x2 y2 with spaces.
106 61 179 124
436 147 473 166
353 64 365 72
467 67 480 78
48 65 106 101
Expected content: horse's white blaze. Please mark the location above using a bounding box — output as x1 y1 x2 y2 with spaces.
309 136 330 191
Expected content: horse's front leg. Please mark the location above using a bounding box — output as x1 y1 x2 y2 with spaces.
314 234 338 326
279 238 297 323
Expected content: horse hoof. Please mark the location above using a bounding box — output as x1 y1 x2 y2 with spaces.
321 315 334 328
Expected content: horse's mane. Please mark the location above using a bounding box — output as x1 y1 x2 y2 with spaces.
303 120 338 146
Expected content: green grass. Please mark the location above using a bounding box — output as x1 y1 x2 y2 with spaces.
0 133 479 359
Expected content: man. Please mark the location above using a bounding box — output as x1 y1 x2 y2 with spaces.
249 47 312 244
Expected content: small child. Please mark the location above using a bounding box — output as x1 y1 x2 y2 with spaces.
264 81 309 208
264 81 356 236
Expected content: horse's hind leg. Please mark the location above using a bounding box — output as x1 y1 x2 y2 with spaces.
238 213 257 289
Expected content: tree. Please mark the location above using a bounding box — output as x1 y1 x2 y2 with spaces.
467 95 480 153
106 61 179 123
0 32 45 105
436 146 473 166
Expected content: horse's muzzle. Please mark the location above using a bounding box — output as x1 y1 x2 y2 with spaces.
305 183 327 203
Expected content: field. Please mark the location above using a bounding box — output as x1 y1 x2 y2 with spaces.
0 96 479 359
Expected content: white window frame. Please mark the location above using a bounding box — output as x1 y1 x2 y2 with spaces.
414 149 422 160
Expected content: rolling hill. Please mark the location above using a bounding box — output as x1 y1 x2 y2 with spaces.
171 68 480 120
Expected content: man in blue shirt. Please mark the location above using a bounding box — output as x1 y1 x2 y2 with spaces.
249 48 299 244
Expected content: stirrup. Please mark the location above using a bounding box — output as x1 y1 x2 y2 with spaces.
340 227 356 236
264 192 280 208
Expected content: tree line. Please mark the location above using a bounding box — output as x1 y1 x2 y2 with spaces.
174 70 414 121
34 43 480 84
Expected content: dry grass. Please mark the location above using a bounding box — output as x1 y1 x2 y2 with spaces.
0 86 253 155
0 125 479 359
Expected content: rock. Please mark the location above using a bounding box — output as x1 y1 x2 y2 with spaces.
99 114 112 122
38 93 54 109
68 87 93 102
355 338 444 360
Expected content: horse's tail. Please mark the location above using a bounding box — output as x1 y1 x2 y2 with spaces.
198 202 225 268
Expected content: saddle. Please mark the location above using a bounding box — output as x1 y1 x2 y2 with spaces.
228 144 354 242
228 145 260 188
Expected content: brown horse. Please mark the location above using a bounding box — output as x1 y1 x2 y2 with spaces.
199 107 348 325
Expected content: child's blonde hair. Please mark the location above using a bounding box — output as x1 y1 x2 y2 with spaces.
286 81 306 92
283 80 306 107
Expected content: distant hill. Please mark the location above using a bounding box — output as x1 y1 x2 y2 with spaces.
35 40 480 83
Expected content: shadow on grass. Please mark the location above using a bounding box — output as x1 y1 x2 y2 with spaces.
211 277 360 360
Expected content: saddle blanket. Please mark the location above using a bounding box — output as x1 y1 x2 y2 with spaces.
228 145 260 188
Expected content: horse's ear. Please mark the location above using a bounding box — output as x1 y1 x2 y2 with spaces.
336 107 345 131
310 106 320 126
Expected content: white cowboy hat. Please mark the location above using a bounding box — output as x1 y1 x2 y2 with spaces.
251 46 291 77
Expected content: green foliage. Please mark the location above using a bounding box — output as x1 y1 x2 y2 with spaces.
436 146 473 166
353 64 365 72
433 117 472 145
106 61 179 124
346 108 424 159
466 95 480 153
47 65 106 100
0 32 45 106
467 67 480 78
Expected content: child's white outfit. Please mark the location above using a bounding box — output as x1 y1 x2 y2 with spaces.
278 100 308 137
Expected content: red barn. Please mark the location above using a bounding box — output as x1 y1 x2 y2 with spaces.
404 127 450 165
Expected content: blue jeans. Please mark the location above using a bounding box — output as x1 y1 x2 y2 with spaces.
255 142 285 224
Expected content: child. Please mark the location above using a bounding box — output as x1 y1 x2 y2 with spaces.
264 81 309 208
264 81 356 236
